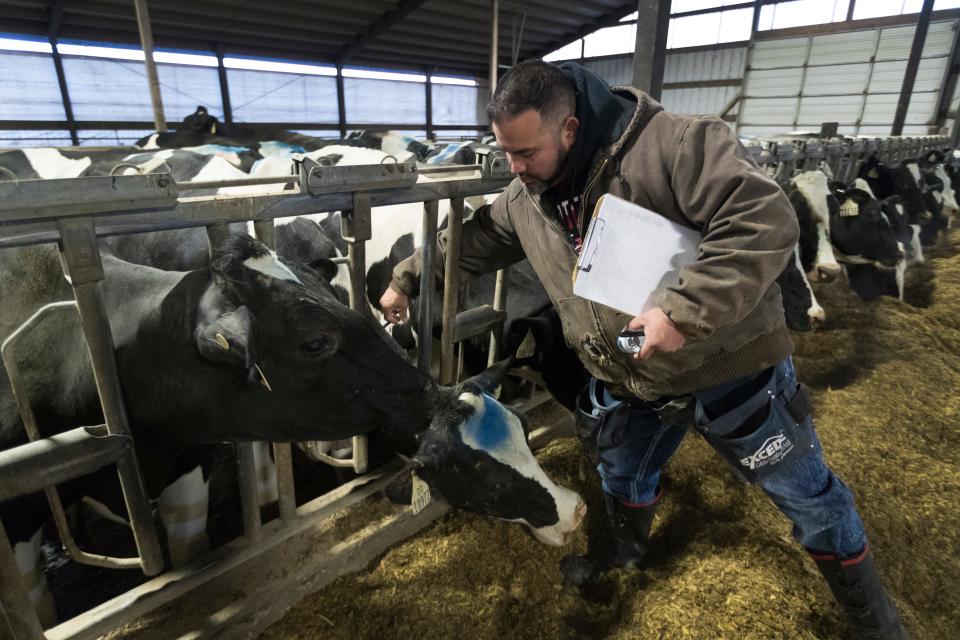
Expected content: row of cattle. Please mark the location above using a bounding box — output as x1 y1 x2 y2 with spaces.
0 133 574 626
0 124 955 626
773 149 957 332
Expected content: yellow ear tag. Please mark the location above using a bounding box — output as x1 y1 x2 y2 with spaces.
411 473 432 515
215 333 230 350
839 201 860 217
515 328 537 359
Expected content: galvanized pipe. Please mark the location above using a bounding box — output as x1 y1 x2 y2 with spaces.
133 0 166 132
489 0 499 95
417 200 438 375
487 268 508 367
56 219 164 575
236 442 263 541
251 217 297 525
0 520 46 640
180 175 298 191
440 197 464 385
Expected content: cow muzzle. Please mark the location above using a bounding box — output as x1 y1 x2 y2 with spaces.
529 493 587 546
810 263 841 282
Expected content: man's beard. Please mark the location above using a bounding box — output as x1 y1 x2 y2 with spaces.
520 146 571 196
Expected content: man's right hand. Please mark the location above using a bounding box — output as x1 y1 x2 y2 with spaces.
379 286 410 324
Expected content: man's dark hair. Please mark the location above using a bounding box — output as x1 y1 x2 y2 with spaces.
487 60 576 125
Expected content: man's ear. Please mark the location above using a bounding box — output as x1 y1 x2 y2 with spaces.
561 115 579 149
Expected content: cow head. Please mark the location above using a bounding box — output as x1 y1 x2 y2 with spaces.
789 171 841 282
150 234 431 444
387 361 586 546
828 187 904 301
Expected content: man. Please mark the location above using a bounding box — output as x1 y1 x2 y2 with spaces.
380 60 907 640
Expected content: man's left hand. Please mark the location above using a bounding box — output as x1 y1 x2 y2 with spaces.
626 308 685 360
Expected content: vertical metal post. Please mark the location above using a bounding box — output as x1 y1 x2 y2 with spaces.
418 200 438 375
892 0 936 136
133 0 167 132
933 20 960 134
342 192 372 475
0 521 45 640
336 63 347 139
48 1 78 146
216 43 234 125
490 0 499 94
631 0 670 100
56 218 164 575
487 270 507 367
251 219 296 524
425 67 434 141
440 197 464 385
50 43 79 146
847 0 857 22
204 224 262 540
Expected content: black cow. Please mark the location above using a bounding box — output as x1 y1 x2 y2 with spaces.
827 186 904 301
1 234 584 624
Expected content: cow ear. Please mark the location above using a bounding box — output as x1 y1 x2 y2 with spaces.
194 294 256 370
308 258 339 282
458 358 512 396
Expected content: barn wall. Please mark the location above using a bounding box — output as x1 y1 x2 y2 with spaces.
739 19 959 136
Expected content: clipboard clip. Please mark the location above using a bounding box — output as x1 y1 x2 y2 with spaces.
575 218 605 274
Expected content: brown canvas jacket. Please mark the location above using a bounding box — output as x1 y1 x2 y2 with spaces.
391 88 799 400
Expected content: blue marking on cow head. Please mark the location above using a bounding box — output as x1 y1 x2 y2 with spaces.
459 393 511 453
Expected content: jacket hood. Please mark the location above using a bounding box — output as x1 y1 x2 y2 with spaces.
558 62 662 194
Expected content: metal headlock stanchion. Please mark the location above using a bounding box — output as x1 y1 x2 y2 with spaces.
0 135 952 639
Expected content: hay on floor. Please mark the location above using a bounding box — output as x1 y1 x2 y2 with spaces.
261 231 960 640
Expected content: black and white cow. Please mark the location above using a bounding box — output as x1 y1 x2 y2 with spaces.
0 234 584 625
827 185 905 301
859 156 931 263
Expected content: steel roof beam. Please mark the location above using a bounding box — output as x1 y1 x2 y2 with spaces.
340 0 431 63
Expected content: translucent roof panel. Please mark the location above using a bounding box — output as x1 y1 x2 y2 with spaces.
0 51 67 121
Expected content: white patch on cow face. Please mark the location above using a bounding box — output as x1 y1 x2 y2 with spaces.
854 178 876 199
794 247 824 326
934 165 959 216
140 133 160 149
792 171 840 281
456 392 585 546
895 242 906 301
906 162 922 185
23 148 91 179
243 250 303 284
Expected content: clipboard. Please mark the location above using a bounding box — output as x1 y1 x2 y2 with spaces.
573 193 701 317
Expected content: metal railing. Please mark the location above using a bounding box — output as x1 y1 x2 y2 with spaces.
0 150 513 640
0 134 952 639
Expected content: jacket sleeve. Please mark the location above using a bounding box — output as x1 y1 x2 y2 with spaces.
655 117 799 340
389 187 526 298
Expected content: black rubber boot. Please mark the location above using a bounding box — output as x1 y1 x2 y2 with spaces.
811 545 909 640
604 489 660 569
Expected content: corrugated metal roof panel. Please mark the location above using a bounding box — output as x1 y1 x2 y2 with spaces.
745 68 803 97
750 37 809 70
808 30 878 66
661 85 739 115
876 21 954 62
803 63 870 96
797 95 863 125
740 97 799 125
664 47 745 82
868 57 947 94
905 91 939 125
582 57 633 87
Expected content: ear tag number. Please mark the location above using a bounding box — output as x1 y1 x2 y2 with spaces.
839 201 859 217
411 473 431 515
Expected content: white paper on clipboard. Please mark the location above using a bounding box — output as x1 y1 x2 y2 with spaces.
573 193 701 317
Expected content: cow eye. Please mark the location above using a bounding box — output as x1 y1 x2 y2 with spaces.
302 338 330 354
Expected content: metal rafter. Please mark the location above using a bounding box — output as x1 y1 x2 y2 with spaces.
340 0 430 63
531 1 639 60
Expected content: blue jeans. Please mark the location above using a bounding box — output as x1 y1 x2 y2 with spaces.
593 357 867 558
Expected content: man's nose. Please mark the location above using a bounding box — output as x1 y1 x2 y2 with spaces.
508 155 525 174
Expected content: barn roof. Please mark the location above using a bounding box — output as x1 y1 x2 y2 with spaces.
2 0 639 76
